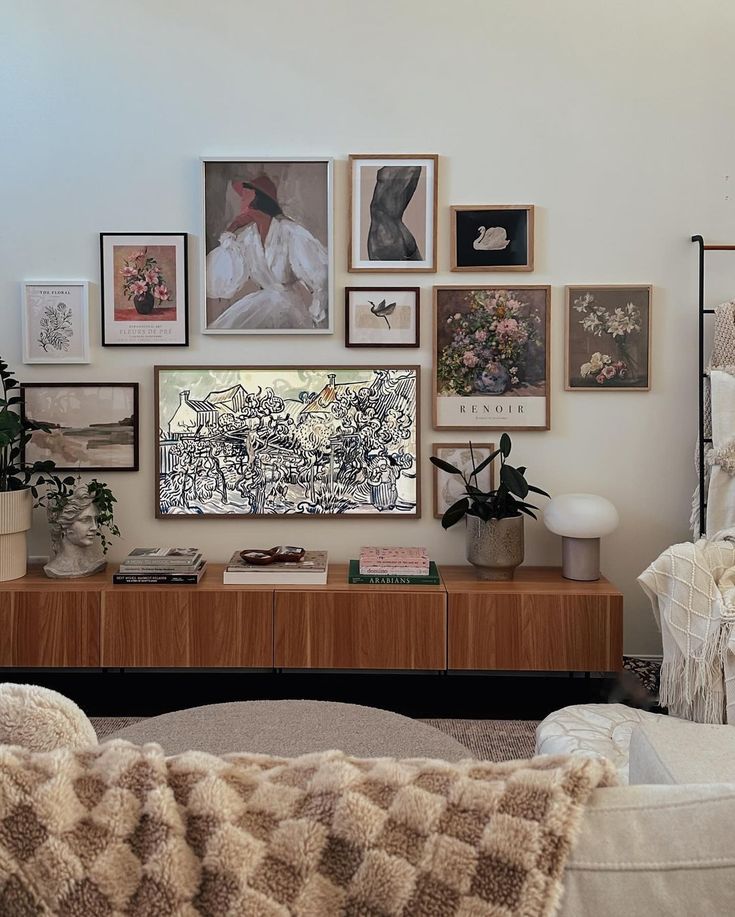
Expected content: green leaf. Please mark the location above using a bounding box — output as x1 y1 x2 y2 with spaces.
527 484 551 498
500 464 529 499
441 496 469 529
499 433 511 457
517 505 538 519
516 466 527 475
429 456 462 475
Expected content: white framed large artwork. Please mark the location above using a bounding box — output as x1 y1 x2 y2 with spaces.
22 281 90 364
202 158 333 334
155 365 420 518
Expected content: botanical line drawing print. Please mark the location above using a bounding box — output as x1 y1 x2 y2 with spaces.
368 166 422 262
38 302 73 352
157 368 419 517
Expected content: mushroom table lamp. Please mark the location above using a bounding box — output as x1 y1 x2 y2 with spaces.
543 494 619 581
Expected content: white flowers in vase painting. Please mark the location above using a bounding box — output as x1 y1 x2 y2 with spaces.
566 286 651 391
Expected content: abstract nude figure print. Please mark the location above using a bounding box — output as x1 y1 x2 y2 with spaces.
156 367 419 518
350 155 437 272
368 166 422 262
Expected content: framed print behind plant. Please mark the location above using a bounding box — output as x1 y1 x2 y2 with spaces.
565 285 652 390
155 365 419 518
432 442 495 518
101 233 188 346
451 205 534 272
21 382 139 471
22 281 90 364
349 154 438 273
433 285 551 431
202 158 333 334
345 287 420 348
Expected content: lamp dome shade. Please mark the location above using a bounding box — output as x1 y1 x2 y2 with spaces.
543 493 619 539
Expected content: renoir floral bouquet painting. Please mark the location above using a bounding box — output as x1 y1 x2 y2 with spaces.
566 285 651 390
434 286 550 430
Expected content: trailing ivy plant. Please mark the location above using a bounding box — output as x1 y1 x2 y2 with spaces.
0 357 75 499
430 433 550 530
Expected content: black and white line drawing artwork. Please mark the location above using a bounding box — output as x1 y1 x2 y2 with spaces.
156 366 420 518
38 301 73 352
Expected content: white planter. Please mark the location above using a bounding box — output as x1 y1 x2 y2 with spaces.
0 489 32 581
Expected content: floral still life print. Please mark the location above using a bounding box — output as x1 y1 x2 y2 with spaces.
566 285 651 390
156 367 419 517
101 233 189 346
434 286 550 430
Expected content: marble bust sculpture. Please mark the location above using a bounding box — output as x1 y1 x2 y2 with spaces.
44 486 107 579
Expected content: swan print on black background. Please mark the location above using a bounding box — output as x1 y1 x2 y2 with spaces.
451 205 534 272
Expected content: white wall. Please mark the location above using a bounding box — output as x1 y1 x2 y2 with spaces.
3 0 735 654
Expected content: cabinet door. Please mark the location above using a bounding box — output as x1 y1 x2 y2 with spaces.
449 593 622 671
0 592 100 667
101 591 273 667
275 591 446 669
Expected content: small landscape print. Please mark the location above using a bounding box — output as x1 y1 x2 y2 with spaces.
22 384 139 470
345 287 419 347
451 205 534 272
203 159 332 333
101 233 188 346
434 286 550 430
350 155 437 272
156 366 419 518
566 285 651 390
22 282 89 364
433 442 495 518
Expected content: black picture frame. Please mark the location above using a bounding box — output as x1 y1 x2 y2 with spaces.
100 232 189 346
21 382 140 471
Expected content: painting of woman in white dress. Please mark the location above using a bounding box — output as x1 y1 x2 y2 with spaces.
203 159 332 333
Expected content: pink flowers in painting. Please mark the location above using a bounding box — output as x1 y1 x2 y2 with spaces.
120 249 170 306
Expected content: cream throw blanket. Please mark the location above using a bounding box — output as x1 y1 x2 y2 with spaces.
638 534 735 724
0 741 615 917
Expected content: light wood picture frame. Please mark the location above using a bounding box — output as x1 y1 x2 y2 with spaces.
565 285 652 391
155 365 420 518
433 285 551 431
432 441 496 518
450 205 534 272
349 154 438 273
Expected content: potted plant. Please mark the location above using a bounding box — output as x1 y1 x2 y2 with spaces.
120 248 170 315
0 358 75 581
430 433 549 580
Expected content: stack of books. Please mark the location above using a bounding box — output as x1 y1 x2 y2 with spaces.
348 546 440 585
223 550 329 585
113 548 207 585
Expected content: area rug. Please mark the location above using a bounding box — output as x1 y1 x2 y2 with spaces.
90 716 538 760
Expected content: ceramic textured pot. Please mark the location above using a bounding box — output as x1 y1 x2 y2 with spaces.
0 489 32 581
466 514 524 580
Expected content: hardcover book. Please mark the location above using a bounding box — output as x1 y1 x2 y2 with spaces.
113 561 207 585
223 551 328 585
124 548 202 566
348 560 440 585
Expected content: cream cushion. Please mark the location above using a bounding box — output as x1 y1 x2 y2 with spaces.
0 682 97 751
535 703 666 783
629 718 735 785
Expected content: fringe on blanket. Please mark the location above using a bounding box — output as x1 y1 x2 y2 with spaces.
658 625 730 725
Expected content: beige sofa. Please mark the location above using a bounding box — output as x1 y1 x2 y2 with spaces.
558 716 735 916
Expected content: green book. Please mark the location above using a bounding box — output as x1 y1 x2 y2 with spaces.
348 559 440 585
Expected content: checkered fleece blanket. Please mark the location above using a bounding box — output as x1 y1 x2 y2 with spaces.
0 741 615 916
